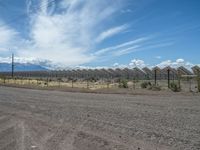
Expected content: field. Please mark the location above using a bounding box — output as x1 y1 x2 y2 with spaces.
0 86 200 150
0 77 199 92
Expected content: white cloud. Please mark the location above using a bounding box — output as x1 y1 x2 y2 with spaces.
0 56 37 64
156 58 194 69
75 59 198 70
155 56 161 59
96 24 128 43
95 37 149 55
73 59 199 70
113 62 119 67
0 0 187 70
129 59 146 68
15 0 124 66
111 59 147 69
113 41 174 57
114 45 141 56
0 56 47 65
121 9 133 13
111 58 195 70
94 36 173 58
176 58 184 64
40 0 48 15
0 23 18 51
60 0 74 8
0 56 61 69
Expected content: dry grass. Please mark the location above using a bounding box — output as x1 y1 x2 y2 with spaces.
0 78 199 92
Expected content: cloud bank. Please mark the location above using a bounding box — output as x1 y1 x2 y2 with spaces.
0 23 18 52
95 24 128 43
1 0 125 66
112 58 196 69
0 0 198 69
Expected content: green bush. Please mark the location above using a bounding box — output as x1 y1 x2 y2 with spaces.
148 84 161 91
48 78 53 82
87 77 98 82
119 79 128 88
141 82 151 89
170 82 181 92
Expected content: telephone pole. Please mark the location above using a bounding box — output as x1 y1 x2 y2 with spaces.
11 53 14 78
167 69 170 88
154 69 157 85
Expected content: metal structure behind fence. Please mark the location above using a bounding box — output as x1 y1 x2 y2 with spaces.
0 66 200 92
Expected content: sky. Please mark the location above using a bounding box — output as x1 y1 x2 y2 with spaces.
0 0 200 69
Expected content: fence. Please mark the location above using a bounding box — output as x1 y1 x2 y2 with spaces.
0 66 200 92
0 76 199 92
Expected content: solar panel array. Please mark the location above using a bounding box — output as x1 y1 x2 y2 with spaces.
0 66 199 80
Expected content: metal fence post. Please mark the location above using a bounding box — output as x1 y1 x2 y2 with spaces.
168 69 170 88
154 69 157 85
178 72 181 89
87 80 89 89
198 70 200 92
72 80 74 88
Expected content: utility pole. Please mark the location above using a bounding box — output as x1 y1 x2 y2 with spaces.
198 69 200 92
11 53 14 78
154 69 157 85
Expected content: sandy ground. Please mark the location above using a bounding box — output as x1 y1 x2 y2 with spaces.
0 86 200 150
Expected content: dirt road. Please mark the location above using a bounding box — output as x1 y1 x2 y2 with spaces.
0 86 200 150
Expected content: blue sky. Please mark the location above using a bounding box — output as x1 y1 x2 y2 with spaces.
0 0 200 69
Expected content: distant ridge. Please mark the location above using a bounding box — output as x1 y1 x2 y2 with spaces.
0 63 48 72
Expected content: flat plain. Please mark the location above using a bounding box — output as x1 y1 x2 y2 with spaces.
0 86 200 150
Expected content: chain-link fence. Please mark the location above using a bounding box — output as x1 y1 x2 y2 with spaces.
0 75 199 92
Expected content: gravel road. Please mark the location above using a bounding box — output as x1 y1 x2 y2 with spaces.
0 86 200 150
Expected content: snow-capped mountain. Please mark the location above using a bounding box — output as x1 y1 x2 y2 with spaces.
0 63 48 72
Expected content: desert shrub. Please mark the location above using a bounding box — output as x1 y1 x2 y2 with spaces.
119 79 128 88
133 78 139 83
86 77 98 82
141 82 151 89
0 75 6 83
57 78 63 82
170 82 181 92
148 84 161 91
69 78 77 82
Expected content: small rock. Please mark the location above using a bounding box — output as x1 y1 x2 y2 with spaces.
31 145 37 149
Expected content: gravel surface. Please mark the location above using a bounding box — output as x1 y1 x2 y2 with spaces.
0 86 200 150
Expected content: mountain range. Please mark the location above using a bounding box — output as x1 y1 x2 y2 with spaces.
0 63 48 72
